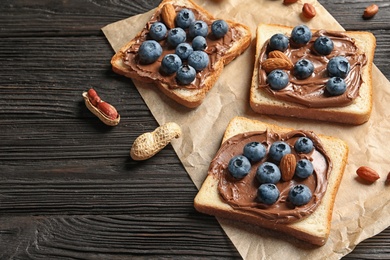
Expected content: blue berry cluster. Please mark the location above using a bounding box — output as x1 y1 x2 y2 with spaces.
228 142 267 179
227 137 316 206
266 24 351 96
138 8 229 85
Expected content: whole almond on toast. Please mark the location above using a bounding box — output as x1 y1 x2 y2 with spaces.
161 3 176 29
268 50 293 67
280 153 296 181
261 58 293 73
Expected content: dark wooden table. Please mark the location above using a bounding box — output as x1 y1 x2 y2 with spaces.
1 0 389 259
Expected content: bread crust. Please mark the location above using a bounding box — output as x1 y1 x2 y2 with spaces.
111 0 252 108
194 116 349 246
250 24 376 125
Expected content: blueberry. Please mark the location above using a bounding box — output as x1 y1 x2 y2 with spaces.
294 137 314 154
149 22 167 41
295 159 314 179
257 183 280 205
167 27 187 47
175 43 193 60
291 24 312 46
256 162 281 184
189 20 209 38
326 77 347 96
175 8 195 29
138 40 163 64
293 59 314 79
211 19 229 39
243 142 266 162
313 36 334 55
160 54 182 75
327 56 350 78
176 65 196 85
192 36 207 51
269 33 289 52
288 184 312 206
269 141 291 162
267 69 289 90
228 155 251 179
188 51 209 71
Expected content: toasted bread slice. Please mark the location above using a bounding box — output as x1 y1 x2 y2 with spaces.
111 0 251 108
250 23 376 124
194 116 349 246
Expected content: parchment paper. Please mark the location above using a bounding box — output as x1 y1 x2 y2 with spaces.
102 0 390 258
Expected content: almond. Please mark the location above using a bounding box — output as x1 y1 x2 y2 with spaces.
161 3 176 29
283 0 298 4
385 172 390 185
302 3 316 19
363 4 379 19
280 154 296 181
261 58 293 73
268 50 293 68
356 166 380 183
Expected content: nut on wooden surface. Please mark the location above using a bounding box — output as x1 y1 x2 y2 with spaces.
363 4 379 19
82 91 120 126
130 122 182 160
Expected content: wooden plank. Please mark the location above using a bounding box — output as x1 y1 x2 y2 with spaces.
0 215 241 259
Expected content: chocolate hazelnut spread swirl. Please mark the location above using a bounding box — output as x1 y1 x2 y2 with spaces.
210 130 332 224
258 30 367 108
123 6 240 89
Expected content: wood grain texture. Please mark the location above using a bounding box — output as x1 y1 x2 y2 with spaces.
0 0 389 259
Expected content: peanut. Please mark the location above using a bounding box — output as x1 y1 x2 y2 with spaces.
97 102 118 120
82 88 120 126
130 122 182 161
363 4 379 19
302 3 316 19
87 88 101 106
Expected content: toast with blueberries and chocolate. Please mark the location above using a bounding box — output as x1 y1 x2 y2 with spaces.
194 116 349 246
250 23 376 125
111 0 251 108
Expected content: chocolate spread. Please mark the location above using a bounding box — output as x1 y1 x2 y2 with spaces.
123 6 241 89
210 130 332 224
258 30 367 108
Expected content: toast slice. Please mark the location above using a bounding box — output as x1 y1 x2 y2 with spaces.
111 0 251 108
250 24 376 124
194 116 349 246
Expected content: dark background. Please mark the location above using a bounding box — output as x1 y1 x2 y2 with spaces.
1 0 389 259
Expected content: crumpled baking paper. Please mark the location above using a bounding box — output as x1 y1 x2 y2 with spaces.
102 0 390 259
